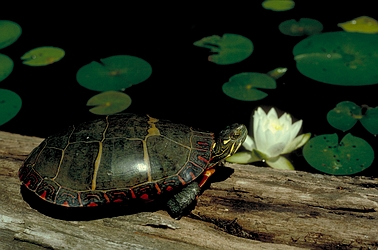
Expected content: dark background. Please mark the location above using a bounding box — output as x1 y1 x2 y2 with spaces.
1 2 377 175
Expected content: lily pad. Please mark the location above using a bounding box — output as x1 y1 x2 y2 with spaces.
193 34 253 65
293 31 378 86
267 67 287 79
222 72 276 101
338 16 378 34
77 55 152 92
303 133 374 175
0 89 22 126
262 0 295 11
0 54 13 82
0 20 22 49
87 91 132 115
360 107 378 135
279 18 323 36
327 101 361 132
21 47 65 66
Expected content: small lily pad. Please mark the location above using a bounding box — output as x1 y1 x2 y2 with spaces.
222 72 276 101
21 47 65 66
279 18 323 36
293 31 378 86
0 20 22 49
0 89 22 126
87 91 132 115
267 67 287 79
303 133 374 175
338 16 378 34
327 101 361 132
77 55 152 92
193 34 253 65
262 0 295 11
0 54 14 82
360 107 378 135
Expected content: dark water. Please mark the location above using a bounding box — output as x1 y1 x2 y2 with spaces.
1 3 377 175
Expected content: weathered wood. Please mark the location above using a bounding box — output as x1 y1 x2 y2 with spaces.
1 130 377 249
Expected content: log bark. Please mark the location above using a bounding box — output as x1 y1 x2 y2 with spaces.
1 130 377 249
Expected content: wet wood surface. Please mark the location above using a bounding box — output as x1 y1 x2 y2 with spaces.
1 131 378 249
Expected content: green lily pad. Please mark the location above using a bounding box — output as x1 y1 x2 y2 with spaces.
77 55 152 92
303 133 374 175
267 67 287 79
360 107 378 135
327 101 361 132
0 54 14 82
87 91 132 115
0 89 22 126
279 18 323 36
0 20 22 49
262 0 295 11
222 72 276 101
293 31 378 86
193 34 253 65
21 47 65 66
338 16 378 34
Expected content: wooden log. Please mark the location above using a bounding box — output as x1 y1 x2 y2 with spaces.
1 130 377 249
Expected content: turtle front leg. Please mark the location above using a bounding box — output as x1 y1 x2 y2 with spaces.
166 182 200 219
166 169 216 219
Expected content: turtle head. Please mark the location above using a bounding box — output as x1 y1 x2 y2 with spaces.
211 123 247 164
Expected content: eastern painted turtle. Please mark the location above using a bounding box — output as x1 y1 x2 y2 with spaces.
19 114 247 218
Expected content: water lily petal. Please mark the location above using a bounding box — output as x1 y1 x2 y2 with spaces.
226 151 261 163
265 142 287 158
288 119 303 140
282 133 311 154
242 135 255 151
266 156 295 170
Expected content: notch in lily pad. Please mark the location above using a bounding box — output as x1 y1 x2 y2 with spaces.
338 16 378 34
279 18 323 36
0 54 14 82
327 101 378 135
87 91 132 115
77 55 152 92
0 20 22 49
0 89 22 126
293 31 378 86
262 0 295 11
193 34 253 65
303 133 374 175
222 72 276 101
21 47 65 66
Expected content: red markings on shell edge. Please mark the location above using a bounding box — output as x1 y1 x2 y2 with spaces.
40 190 47 200
198 155 209 164
87 202 99 207
140 193 149 200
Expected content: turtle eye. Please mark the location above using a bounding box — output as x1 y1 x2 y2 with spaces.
230 131 240 140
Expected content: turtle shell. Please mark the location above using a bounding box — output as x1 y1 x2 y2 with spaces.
19 113 215 207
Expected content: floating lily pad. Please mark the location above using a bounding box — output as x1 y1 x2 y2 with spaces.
279 18 323 36
327 101 361 132
193 34 253 65
338 16 378 34
293 31 378 86
0 20 22 49
262 0 295 11
77 55 152 92
87 91 132 115
21 47 65 66
0 89 22 126
267 67 287 79
303 133 374 175
0 54 13 82
222 72 276 101
360 107 378 135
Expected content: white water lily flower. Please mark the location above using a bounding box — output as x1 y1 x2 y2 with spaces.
227 107 311 170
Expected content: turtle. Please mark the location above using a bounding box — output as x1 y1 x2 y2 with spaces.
19 113 247 218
